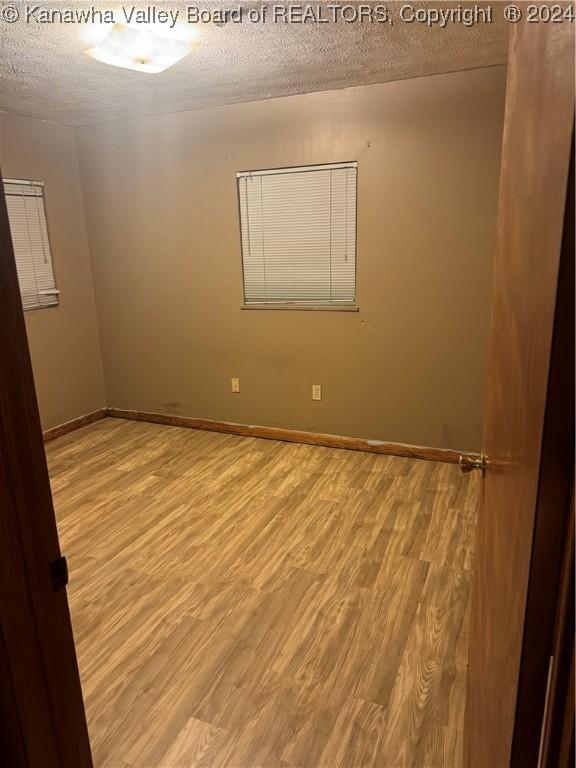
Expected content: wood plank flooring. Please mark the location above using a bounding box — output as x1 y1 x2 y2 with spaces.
46 418 479 768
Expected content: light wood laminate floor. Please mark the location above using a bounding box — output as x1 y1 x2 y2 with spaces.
47 418 479 768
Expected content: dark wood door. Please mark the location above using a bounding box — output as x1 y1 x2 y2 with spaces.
0 171 93 765
465 17 574 768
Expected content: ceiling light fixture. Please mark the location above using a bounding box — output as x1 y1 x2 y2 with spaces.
84 23 197 74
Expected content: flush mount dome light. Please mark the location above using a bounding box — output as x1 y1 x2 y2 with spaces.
84 23 197 73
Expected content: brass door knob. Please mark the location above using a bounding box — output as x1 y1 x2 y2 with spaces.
459 453 487 473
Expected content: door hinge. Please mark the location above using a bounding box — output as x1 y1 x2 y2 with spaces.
49 555 69 591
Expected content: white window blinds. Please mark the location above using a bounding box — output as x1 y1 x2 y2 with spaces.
4 179 59 311
238 162 357 306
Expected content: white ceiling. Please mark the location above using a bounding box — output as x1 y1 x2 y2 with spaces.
0 1 509 126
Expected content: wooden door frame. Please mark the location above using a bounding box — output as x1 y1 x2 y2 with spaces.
0 169 93 765
538 487 575 767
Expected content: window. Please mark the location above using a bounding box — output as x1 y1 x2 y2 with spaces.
237 162 357 308
4 179 59 310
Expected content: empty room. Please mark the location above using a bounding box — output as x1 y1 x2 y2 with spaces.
0 2 574 767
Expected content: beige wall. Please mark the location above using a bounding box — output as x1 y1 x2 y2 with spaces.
76 66 505 450
1 112 106 430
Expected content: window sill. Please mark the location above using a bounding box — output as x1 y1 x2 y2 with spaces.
241 303 359 312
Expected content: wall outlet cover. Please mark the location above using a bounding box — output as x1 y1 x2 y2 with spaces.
312 384 322 401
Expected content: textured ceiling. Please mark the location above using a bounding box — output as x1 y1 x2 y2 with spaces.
0 1 509 125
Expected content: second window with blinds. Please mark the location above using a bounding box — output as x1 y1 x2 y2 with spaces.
237 162 357 309
4 179 59 311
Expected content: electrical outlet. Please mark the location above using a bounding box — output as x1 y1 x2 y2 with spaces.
231 377 240 393
312 384 322 401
